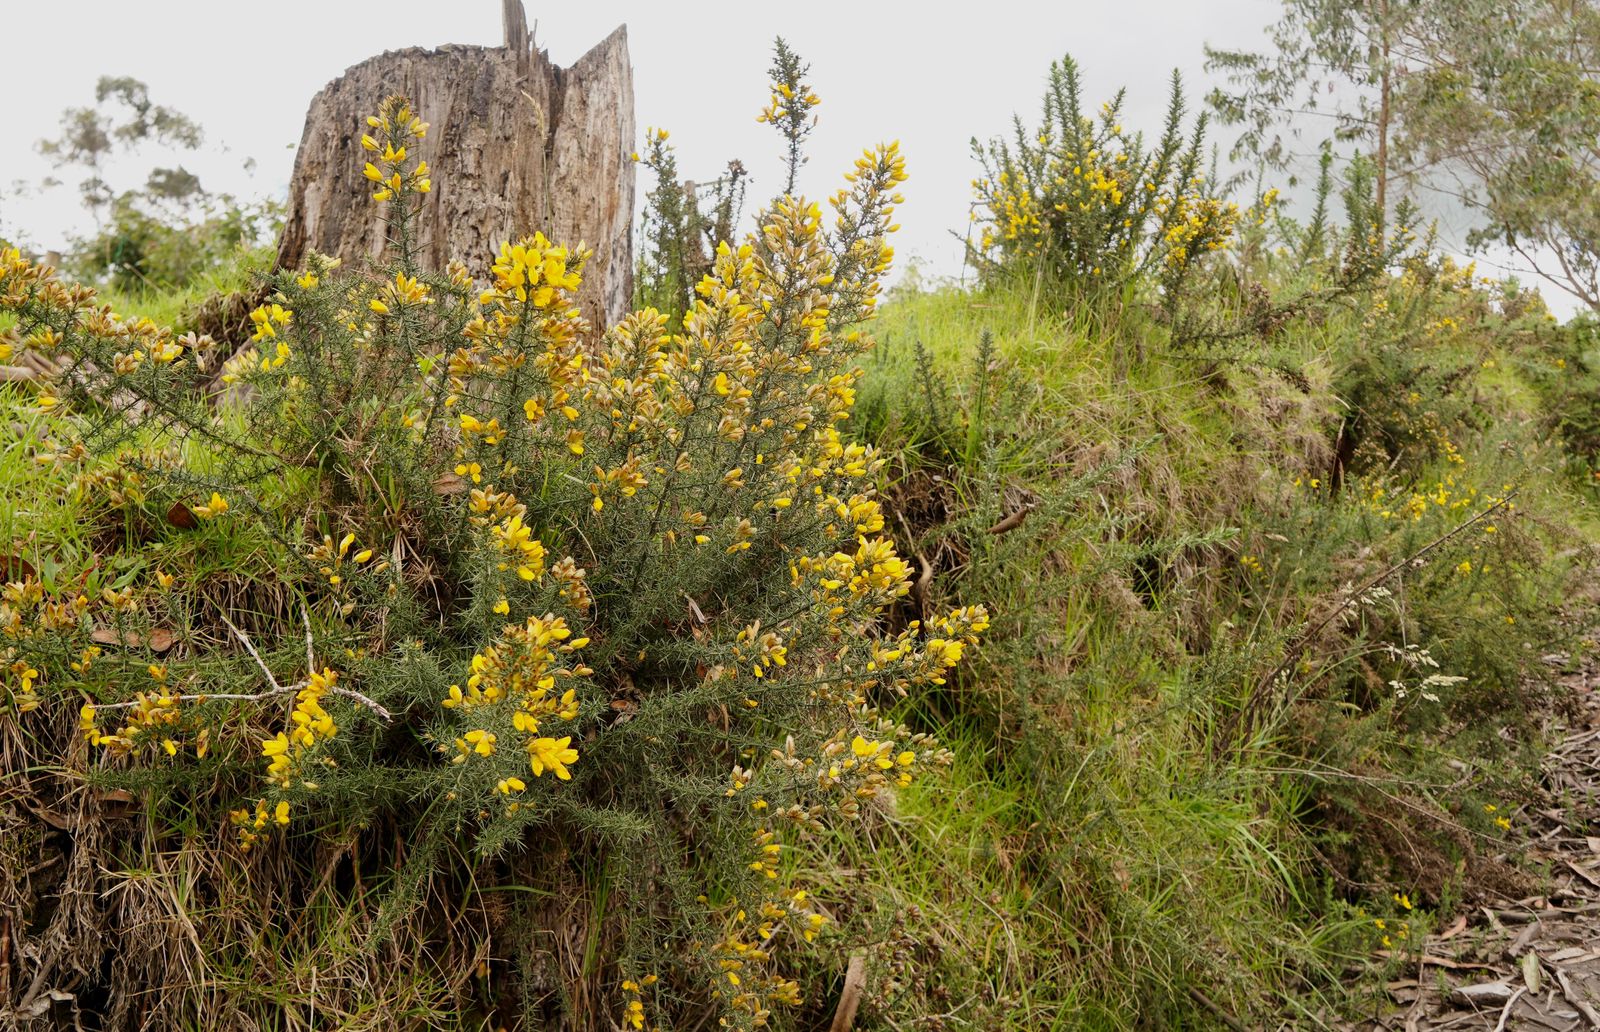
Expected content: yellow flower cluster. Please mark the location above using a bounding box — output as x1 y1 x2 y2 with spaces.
194 491 229 519
261 667 342 789
703 884 820 1023
361 96 430 202
306 531 381 591
491 513 546 581
1358 472 1511 524
3 576 86 717
229 798 292 851
79 664 212 759
0 246 216 405
442 614 589 792
1158 191 1240 268
756 81 821 126
489 233 583 309
619 975 659 1030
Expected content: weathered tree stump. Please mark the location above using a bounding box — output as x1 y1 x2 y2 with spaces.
275 1 635 329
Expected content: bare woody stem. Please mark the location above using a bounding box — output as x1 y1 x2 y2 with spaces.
88 612 396 721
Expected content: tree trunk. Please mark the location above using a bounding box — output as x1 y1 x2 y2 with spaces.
1375 0 1391 235
274 3 635 330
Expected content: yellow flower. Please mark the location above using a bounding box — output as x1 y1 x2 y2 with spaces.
196 492 230 518
528 736 578 779
465 728 497 756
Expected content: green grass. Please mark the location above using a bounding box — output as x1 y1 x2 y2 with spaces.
10 247 1594 1030
96 241 273 328
792 273 1598 1027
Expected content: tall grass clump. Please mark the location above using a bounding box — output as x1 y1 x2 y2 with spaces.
829 50 1599 1028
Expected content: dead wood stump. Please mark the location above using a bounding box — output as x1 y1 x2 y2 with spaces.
275 1 635 330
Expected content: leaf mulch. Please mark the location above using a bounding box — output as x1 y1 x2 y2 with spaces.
1347 658 1600 1032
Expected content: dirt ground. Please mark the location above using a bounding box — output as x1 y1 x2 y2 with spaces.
1344 656 1600 1032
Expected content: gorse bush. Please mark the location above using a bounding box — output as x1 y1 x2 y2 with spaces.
971 55 1272 306
633 126 747 331
632 38 817 332
1 82 985 1029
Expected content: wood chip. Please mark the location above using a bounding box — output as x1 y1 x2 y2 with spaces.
1570 862 1600 890
1511 920 1545 958
1451 981 1515 1005
1555 967 1600 1028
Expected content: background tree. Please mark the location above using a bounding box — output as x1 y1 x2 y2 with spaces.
1211 0 1600 314
36 76 275 292
1396 0 1600 312
38 75 205 229
1204 0 1424 227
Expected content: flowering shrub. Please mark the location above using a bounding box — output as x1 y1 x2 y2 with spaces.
971 55 1268 304
0 88 983 1028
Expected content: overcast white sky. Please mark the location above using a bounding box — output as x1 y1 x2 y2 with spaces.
0 0 1580 317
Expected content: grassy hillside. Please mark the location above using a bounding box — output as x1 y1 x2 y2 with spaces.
812 267 1597 1025
5 52 1600 1032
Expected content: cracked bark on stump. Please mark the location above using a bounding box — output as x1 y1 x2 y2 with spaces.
274 2 634 330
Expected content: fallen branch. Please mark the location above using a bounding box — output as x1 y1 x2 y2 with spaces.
828 953 866 1032
302 604 317 672
90 615 393 720
1375 951 1495 970
1186 986 1247 1032
87 677 392 721
219 613 283 692
1493 986 1526 1032
1557 967 1600 1028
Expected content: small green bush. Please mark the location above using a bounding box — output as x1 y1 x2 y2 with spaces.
971 55 1271 308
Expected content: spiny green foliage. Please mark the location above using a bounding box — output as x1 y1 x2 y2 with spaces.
826 120 1589 1025
0 84 985 1030
633 127 747 330
970 56 1262 309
